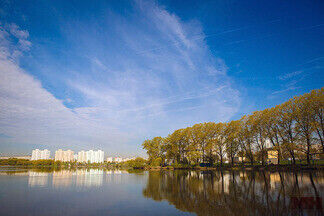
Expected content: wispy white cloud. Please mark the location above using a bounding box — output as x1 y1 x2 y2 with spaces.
278 70 303 80
67 0 241 119
271 86 300 95
0 23 133 156
0 0 241 156
65 0 241 134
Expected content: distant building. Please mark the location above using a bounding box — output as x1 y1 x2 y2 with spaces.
106 157 129 163
78 150 104 163
0 156 31 160
55 149 74 162
31 149 50 160
114 157 123 163
233 156 246 163
91 150 104 163
77 151 87 163
267 150 278 164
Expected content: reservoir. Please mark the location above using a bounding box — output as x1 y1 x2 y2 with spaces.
0 169 323 215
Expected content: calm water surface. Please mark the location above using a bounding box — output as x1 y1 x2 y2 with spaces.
0 168 323 216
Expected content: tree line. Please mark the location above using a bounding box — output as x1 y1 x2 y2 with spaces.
142 88 324 167
0 157 147 169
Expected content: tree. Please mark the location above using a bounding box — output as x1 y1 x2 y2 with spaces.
142 136 165 165
293 93 316 165
127 157 147 169
165 128 190 164
238 116 255 166
250 111 268 165
204 122 220 165
310 88 324 152
213 122 226 167
277 101 298 165
263 107 282 164
190 122 219 165
224 120 240 166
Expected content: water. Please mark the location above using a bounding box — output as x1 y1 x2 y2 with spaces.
0 168 323 216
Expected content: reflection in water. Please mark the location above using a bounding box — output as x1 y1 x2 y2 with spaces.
28 171 49 187
52 170 73 188
76 169 103 187
3 168 322 215
26 169 106 188
143 171 324 216
52 169 105 188
105 170 129 184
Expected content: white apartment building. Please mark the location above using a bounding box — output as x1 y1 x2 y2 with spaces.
77 151 87 163
55 149 74 162
114 157 123 163
106 157 123 163
78 150 104 163
31 149 50 160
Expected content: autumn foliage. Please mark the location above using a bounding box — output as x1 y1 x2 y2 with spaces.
142 88 324 166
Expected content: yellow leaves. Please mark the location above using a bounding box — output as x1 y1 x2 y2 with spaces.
142 87 324 164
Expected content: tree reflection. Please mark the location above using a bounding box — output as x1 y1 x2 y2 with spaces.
143 170 323 216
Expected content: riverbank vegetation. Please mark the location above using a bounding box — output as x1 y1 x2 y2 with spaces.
0 157 148 170
142 88 324 168
0 158 104 168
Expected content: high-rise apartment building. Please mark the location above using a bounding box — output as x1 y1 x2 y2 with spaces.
80 150 104 163
55 149 74 162
77 151 87 163
31 149 50 160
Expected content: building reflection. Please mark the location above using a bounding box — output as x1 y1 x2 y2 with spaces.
51 169 104 188
27 169 106 189
0 171 29 176
105 169 129 184
52 170 73 188
76 169 103 187
28 171 49 187
143 170 323 216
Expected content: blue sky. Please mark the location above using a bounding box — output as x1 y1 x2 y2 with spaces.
0 0 323 157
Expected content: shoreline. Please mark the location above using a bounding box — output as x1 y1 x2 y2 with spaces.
1 164 323 171
146 165 324 171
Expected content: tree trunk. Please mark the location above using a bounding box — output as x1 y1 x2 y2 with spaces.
316 128 324 152
291 152 296 165
306 136 311 166
202 148 205 163
261 150 265 166
220 154 223 167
